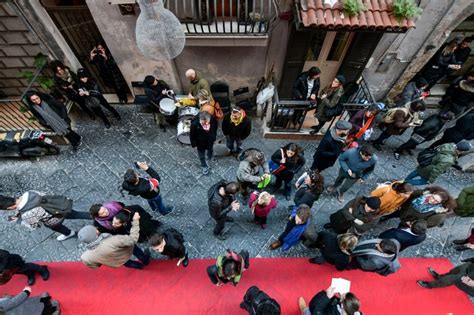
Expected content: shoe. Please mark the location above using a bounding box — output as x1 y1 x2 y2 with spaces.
202 167 209 175
309 130 317 135
40 266 50 281
285 194 291 201
394 152 401 160
215 233 227 241
162 207 174 216
27 273 35 285
455 246 469 251
182 253 189 268
105 123 111 129
261 224 267 229
56 230 75 241
336 190 344 203
406 149 413 156
159 124 166 132
308 256 325 264
126 260 144 270
373 143 382 151
452 239 468 245
298 297 307 314
115 114 122 121
416 280 431 289
270 240 282 250
427 267 439 279
225 217 234 222
326 185 335 193
142 249 151 266
323 223 333 229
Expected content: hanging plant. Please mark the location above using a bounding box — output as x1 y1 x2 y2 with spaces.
17 53 54 90
391 0 422 21
342 0 367 18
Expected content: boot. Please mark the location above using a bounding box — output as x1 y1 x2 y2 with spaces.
270 240 282 250
40 266 50 281
452 238 469 245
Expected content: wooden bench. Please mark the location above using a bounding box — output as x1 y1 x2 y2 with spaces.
0 100 51 132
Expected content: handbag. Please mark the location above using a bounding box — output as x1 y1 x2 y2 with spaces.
214 101 224 120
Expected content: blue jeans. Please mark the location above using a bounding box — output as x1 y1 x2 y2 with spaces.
124 245 149 269
147 194 172 215
405 169 429 186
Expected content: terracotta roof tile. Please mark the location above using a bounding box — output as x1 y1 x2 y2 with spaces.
299 0 416 32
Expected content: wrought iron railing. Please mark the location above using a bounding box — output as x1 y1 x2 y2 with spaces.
164 0 279 35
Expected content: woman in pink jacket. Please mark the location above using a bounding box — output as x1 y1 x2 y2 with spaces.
248 191 277 229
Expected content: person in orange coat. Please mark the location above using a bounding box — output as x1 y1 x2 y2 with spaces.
370 181 414 216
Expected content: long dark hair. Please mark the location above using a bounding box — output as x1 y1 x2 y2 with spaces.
425 186 457 210
307 171 324 194
282 143 303 162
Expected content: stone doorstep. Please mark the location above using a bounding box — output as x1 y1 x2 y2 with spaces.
263 126 324 140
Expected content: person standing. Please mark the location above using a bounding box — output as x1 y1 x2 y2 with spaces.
328 145 378 203
310 121 352 172
308 232 358 271
208 181 240 240
190 111 218 175
292 66 321 101
110 205 161 243
0 192 90 242
148 228 189 267
379 220 427 252
196 89 223 119
89 201 124 234
248 191 277 229
0 249 49 286
310 75 345 135
237 149 270 197
417 262 474 296
347 104 381 146
122 162 174 215
270 143 305 200
293 171 324 208
349 238 401 276
26 91 82 151
206 249 249 287
185 68 210 98
78 212 150 269
143 75 173 131
222 106 252 155
298 286 361 315
370 181 414 216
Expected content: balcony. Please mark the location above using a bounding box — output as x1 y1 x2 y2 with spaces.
163 0 280 39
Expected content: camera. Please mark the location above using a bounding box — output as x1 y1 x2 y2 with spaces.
134 162 140 169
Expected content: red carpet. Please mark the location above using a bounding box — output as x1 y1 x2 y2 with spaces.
1 258 472 315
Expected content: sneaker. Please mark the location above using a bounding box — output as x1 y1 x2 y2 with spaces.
162 207 174 216
40 266 50 281
394 152 401 160
336 190 344 203
56 230 75 241
215 233 227 241
202 167 210 175
416 280 431 289
326 185 335 193
182 253 189 268
270 240 282 250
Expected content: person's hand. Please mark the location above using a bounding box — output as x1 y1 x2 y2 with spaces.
280 157 286 164
23 286 31 294
133 212 140 221
310 94 316 100
461 276 474 287
348 207 353 214
216 281 223 287
177 257 185 266
137 161 149 171
326 286 337 298
321 94 327 99
347 169 354 177
357 178 364 184
231 200 240 211
188 93 194 99
354 219 364 225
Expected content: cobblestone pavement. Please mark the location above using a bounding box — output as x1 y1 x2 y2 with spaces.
0 106 472 265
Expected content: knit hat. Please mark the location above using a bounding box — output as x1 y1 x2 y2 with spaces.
335 120 352 130
456 140 472 152
78 225 98 244
335 75 346 86
365 197 381 210
77 68 89 79
0 195 16 209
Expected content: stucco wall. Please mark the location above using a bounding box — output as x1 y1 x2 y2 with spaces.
363 0 474 100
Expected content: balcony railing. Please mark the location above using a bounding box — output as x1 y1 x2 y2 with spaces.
164 0 279 35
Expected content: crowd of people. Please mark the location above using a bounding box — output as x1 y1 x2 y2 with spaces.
0 38 473 314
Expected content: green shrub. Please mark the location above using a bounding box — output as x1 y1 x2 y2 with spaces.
391 0 422 21
17 53 54 90
342 0 367 18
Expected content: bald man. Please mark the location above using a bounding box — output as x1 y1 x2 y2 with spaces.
186 68 210 98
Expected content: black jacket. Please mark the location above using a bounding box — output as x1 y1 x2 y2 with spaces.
294 187 320 208
439 112 474 144
309 290 349 315
122 167 161 199
0 250 25 272
411 114 445 140
271 149 305 174
26 92 71 128
293 72 320 100
330 197 380 235
160 228 186 259
190 116 217 150
222 114 251 140
316 231 351 271
208 181 234 219
379 226 426 252
144 80 170 104
53 68 81 97
312 131 345 172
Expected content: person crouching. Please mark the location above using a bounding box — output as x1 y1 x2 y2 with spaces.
148 228 189 268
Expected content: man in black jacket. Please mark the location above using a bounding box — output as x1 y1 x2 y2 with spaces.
143 75 172 131
190 111 218 175
379 220 427 251
208 181 240 240
122 162 173 215
310 120 352 172
148 228 188 267
222 106 252 155
293 67 321 101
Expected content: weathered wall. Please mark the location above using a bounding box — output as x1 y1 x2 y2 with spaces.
85 0 181 92
363 0 474 100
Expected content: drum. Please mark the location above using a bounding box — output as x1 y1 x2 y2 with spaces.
159 98 177 116
178 106 200 118
177 117 193 145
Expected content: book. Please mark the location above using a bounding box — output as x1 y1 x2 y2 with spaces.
331 278 351 294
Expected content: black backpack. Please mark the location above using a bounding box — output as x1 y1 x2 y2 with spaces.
40 195 73 217
240 286 281 315
416 147 437 167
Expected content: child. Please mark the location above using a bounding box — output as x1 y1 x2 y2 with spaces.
248 191 277 229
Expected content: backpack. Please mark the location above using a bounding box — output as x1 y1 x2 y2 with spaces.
40 195 73 217
241 286 281 315
382 107 410 124
377 257 401 276
416 148 437 168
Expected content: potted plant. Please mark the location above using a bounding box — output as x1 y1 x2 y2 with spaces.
342 0 367 18
391 0 422 21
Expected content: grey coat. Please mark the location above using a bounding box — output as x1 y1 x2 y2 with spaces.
0 291 45 315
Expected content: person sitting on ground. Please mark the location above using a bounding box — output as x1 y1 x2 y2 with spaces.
222 106 252 155
270 204 311 251
109 205 161 243
405 140 472 186
122 162 173 215
292 66 321 101
148 228 189 268
370 181 414 216
349 238 401 276
0 192 90 242
454 186 474 217
394 111 455 159
190 111 218 175
0 287 60 315
293 171 324 208
270 143 305 200
186 68 210 98
298 286 361 315
379 219 428 252
310 120 352 173
237 149 270 197
89 201 125 233
79 212 150 269
417 262 474 296
310 75 345 135
143 74 172 131
453 228 474 252
308 232 358 271
328 144 378 203
0 249 49 286
371 101 426 151
248 191 277 229
347 104 382 147
325 196 381 236
207 249 250 287
208 181 240 240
